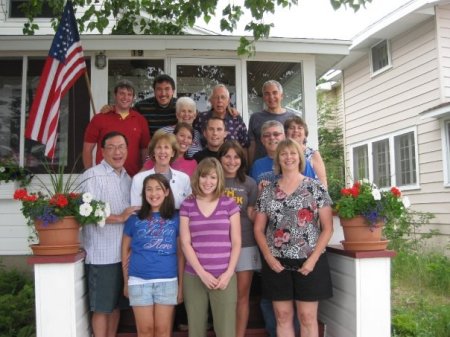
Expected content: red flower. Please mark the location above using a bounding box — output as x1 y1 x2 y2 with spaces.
69 192 80 199
24 194 38 202
391 187 401 198
50 194 69 208
341 188 352 196
13 189 28 200
350 186 359 197
353 181 361 189
298 208 313 222
274 229 284 238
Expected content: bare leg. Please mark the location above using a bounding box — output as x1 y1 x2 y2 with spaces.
91 309 120 337
296 301 319 337
273 300 295 337
133 305 155 337
154 304 176 337
236 271 253 337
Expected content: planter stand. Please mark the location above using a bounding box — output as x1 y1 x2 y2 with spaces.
28 252 90 337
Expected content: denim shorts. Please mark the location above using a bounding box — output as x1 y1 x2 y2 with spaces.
85 263 129 313
128 279 178 306
236 246 262 272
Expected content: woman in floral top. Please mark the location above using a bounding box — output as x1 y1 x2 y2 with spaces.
254 138 333 337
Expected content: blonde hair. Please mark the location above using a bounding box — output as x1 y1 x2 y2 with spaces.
273 138 305 175
147 130 179 164
191 157 225 199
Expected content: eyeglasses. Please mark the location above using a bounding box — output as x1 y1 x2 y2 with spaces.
104 144 127 152
262 132 284 138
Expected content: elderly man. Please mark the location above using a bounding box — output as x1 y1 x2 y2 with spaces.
80 131 139 337
83 80 150 177
194 84 249 150
248 80 299 166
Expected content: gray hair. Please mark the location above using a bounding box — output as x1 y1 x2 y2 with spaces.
262 80 283 95
261 120 284 134
209 84 230 102
176 96 197 113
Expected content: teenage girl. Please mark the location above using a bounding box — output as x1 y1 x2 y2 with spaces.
179 157 241 337
122 174 183 337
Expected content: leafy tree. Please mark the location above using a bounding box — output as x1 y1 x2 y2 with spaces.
20 0 372 54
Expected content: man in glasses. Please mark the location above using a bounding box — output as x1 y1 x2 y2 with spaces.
250 120 285 190
83 80 150 177
248 80 299 166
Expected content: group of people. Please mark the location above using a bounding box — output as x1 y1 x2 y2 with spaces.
79 74 334 337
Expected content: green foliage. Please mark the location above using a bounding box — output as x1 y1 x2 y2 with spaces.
19 0 373 55
0 267 35 337
317 92 344 202
0 157 33 187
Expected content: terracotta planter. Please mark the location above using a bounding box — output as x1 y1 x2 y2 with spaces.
339 215 388 251
31 216 80 255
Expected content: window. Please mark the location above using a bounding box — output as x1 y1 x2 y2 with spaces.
444 120 450 185
370 40 391 75
107 59 165 103
246 61 303 116
9 0 53 18
373 139 391 187
350 129 418 188
353 145 369 181
0 57 90 173
394 132 417 186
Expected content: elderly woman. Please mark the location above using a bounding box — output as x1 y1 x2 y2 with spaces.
254 138 333 337
161 96 202 157
284 116 327 187
194 84 250 150
131 130 191 209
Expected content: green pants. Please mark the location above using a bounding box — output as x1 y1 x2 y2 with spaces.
183 272 237 337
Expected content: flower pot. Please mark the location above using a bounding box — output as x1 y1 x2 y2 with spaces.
339 215 388 251
31 216 80 255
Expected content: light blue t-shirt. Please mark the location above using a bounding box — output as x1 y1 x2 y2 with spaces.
124 212 179 280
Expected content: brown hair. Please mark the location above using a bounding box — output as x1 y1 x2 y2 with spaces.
273 138 305 175
138 174 175 220
191 157 225 199
218 140 247 183
147 129 179 164
284 115 309 138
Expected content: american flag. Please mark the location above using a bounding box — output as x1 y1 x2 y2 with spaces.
25 0 86 158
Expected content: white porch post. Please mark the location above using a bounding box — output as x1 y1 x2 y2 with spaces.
319 246 396 337
28 252 90 337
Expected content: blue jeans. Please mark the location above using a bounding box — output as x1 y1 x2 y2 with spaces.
260 298 300 337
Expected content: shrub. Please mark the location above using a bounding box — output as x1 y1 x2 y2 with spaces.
0 266 35 337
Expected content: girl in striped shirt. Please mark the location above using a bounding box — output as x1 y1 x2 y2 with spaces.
180 157 241 337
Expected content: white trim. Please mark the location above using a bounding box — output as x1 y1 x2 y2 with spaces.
348 126 420 189
442 118 450 187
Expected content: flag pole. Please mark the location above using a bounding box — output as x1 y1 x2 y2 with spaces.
84 71 97 114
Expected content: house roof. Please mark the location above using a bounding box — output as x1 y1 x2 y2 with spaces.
0 34 350 79
331 0 448 70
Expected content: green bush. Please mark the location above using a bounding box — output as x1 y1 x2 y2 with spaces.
0 267 35 337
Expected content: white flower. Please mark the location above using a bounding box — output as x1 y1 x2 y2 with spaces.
362 178 370 184
371 188 381 200
82 192 93 203
0 166 5 173
97 217 106 228
94 208 104 218
402 196 411 208
104 203 111 217
79 203 93 217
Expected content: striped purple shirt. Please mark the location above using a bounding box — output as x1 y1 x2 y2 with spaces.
180 196 240 277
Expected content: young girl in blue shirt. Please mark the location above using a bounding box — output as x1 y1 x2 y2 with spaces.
122 173 183 337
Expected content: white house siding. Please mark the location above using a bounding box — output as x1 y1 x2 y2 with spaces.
436 4 450 100
342 16 450 243
0 199 30 255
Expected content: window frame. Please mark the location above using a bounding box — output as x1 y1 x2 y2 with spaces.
369 39 392 77
349 127 419 190
442 119 450 187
